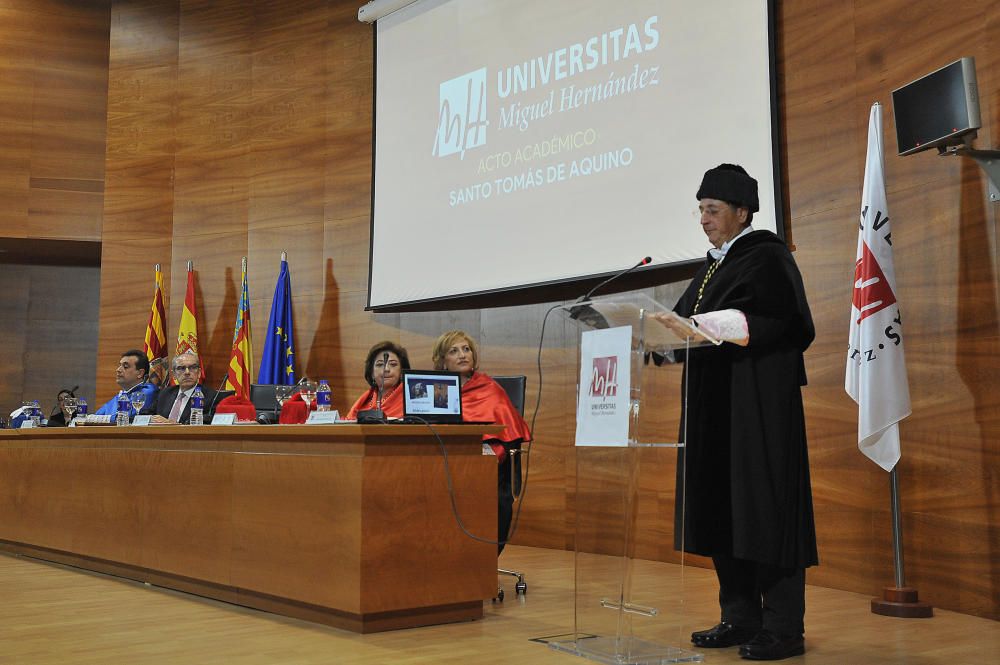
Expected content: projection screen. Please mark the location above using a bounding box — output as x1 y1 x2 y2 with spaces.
369 0 780 310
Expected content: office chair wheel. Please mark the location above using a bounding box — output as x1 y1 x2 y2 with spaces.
515 580 527 595
494 586 505 602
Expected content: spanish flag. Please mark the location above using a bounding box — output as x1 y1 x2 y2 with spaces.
144 264 168 362
225 257 254 400
176 261 201 379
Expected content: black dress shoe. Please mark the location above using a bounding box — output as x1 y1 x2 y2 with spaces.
738 630 805 660
691 622 759 648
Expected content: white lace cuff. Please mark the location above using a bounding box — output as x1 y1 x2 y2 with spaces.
691 309 749 346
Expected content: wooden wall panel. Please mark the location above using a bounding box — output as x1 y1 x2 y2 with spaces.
97 0 179 401
0 265 30 413
0 5 34 238
91 0 1000 621
0 2 107 417
0 1 110 243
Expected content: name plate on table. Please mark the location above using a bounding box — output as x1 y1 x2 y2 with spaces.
211 413 236 426
132 415 152 427
19 421 35 429
305 411 340 424
78 415 115 426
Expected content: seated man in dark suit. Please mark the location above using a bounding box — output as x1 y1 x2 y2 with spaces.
142 351 217 424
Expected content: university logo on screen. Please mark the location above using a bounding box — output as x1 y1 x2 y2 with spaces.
590 356 618 399
432 67 488 159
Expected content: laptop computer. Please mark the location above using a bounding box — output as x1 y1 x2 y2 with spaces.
401 370 464 423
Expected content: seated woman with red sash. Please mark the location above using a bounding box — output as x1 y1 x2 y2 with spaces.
432 330 532 553
346 341 411 421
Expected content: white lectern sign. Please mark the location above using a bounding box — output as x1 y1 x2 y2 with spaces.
575 326 632 447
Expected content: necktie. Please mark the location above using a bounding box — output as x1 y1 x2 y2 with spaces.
168 391 186 422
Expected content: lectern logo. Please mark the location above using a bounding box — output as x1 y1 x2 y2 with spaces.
590 356 618 399
433 67 488 159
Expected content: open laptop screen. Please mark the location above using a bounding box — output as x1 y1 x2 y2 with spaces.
401 370 463 423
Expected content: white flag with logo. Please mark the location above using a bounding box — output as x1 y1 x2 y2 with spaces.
845 103 911 472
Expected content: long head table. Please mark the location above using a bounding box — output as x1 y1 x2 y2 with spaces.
0 423 502 633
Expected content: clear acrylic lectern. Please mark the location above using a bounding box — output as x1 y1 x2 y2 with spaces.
548 292 719 665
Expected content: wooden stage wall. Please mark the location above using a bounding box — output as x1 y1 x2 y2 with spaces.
0 0 993 619
0 0 109 411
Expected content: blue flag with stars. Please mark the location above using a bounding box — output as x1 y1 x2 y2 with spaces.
258 257 296 385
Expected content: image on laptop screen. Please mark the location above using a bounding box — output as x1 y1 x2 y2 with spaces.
401 370 463 423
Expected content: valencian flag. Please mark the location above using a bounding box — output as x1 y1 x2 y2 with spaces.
258 253 296 385
176 261 202 381
846 102 911 472
225 257 254 400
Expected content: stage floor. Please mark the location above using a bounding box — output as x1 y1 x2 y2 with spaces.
2 545 997 664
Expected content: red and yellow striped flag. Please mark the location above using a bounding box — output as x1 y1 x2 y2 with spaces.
144 264 167 362
225 257 254 400
176 262 201 380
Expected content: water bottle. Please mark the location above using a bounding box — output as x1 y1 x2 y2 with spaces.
77 397 88 417
31 400 42 427
189 386 204 425
316 379 332 412
116 392 130 426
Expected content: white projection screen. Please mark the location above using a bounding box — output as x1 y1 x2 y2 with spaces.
369 0 780 310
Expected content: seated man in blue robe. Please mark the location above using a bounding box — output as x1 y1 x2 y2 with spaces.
94 350 159 418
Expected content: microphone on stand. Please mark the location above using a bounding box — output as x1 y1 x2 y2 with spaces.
358 352 390 424
205 372 232 423
376 352 388 411
570 256 652 324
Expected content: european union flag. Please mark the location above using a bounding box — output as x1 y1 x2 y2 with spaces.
258 257 296 385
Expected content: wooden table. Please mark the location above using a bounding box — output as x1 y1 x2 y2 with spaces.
0 424 501 633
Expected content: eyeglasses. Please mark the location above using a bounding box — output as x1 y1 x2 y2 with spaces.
173 365 200 374
373 360 400 369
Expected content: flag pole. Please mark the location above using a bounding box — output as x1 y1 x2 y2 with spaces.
871 463 932 617
187 260 193 271
890 466 905 588
281 251 287 262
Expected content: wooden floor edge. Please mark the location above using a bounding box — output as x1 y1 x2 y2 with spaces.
0 541 484 633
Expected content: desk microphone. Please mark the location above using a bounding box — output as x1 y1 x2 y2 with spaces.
577 256 652 303
358 352 389 423
570 256 652 323
205 372 231 422
376 352 388 411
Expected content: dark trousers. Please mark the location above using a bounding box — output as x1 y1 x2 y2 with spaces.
712 555 806 636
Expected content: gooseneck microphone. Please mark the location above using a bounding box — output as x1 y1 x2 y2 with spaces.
358 352 390 424
577 256 652 303
205 372 231 422
375 352 388 411
570 256 652 325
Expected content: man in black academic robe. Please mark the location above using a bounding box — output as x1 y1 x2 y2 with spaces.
657 164 817 661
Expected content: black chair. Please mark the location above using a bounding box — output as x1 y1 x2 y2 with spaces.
492 375 528 600
250 384 278 423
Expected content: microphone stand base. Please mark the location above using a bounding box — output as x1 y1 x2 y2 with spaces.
357 409 385 424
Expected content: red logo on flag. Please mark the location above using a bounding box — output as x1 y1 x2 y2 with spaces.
590 356 618 398
853 241 896 324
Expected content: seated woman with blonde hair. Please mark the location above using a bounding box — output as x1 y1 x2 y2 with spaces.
346 341 411 421
432 330 531 553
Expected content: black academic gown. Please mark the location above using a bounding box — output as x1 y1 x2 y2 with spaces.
673 230 818 569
